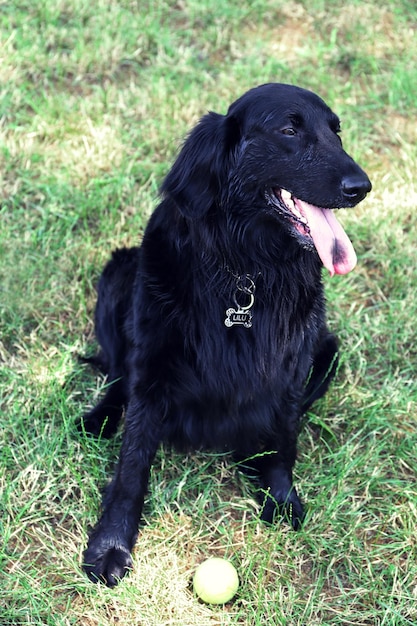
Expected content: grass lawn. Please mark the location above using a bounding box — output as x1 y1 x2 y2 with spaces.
1 0 417 624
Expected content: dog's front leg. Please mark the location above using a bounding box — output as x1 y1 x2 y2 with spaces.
83 399 161 587
255 418 305 530
258 454 305 530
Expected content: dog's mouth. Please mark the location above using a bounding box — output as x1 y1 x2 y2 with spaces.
270 188 357 276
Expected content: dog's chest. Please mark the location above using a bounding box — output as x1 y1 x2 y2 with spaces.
191 280 320 394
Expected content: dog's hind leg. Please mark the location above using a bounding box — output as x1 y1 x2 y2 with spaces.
78 248 139 438
79 375 126 438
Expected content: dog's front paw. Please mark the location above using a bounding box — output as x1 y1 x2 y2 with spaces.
83 538 133 587
260 487 305 530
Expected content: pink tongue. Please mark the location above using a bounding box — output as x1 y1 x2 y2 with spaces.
294 198 357 276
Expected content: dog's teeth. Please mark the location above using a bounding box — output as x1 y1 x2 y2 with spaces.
280 189 294 210
281 190 306 223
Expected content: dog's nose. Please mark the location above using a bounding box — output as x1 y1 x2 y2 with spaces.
341 174 372 203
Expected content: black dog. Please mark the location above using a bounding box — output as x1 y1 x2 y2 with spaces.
80 83 371 586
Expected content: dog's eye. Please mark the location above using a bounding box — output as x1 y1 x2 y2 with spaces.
280 127 297 136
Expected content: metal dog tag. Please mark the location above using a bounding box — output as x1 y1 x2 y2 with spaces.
224 306 253 328
224 274 256 329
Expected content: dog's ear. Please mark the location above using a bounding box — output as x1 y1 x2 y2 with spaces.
161 111 240 218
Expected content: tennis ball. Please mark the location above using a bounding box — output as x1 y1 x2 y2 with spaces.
193 557 239 604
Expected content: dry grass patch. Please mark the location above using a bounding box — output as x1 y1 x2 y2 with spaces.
1 111 123 186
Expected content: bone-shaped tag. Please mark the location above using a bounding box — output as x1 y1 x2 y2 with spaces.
224 273 256 329
224 307 253 328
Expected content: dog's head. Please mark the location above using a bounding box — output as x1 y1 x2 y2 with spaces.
161 83 372 275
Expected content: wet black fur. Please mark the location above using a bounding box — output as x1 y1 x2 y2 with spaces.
80 83 371 586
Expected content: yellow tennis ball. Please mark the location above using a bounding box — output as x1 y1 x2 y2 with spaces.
193 557 239 604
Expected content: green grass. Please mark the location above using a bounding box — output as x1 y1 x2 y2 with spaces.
1 0 417 624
